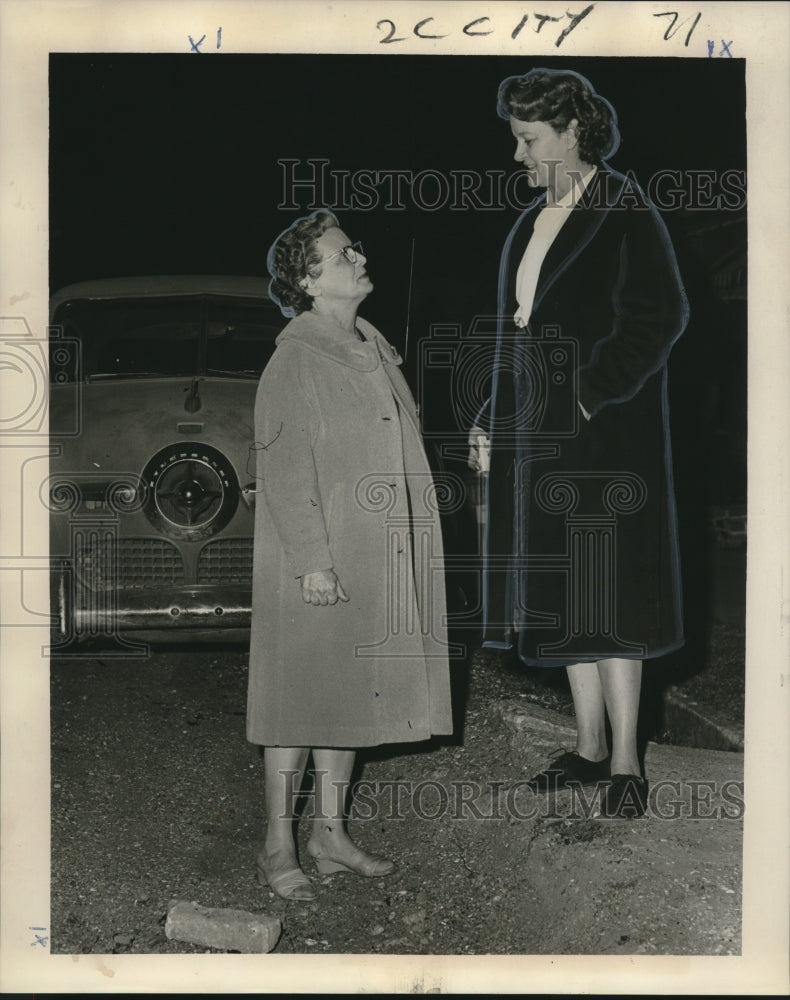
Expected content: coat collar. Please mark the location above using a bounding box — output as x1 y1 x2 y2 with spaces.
505 167 632 315
276 310 403 372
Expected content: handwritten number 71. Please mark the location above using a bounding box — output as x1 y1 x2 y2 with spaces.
653 11 702 46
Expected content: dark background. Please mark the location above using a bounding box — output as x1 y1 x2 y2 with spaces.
49 52 746 481
49 53 748 660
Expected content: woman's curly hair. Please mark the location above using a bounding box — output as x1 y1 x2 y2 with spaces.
267 209 339 317
497 68 620 165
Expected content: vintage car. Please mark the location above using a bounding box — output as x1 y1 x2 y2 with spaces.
48 276 287 649
48 275 478 650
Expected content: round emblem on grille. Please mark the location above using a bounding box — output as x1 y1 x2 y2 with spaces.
142 443 239 540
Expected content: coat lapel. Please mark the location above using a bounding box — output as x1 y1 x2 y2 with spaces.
372 344 422 435
531 168 622 315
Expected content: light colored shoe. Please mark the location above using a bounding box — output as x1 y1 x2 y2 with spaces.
307 842 396 878
256 853 316 900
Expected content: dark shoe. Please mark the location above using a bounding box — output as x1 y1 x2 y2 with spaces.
527 750 611 792
602 774 648 819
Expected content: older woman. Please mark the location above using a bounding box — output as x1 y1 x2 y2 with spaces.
470 69 689 818
247 210 453 899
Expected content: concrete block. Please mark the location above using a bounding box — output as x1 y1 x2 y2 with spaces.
165 899 281 953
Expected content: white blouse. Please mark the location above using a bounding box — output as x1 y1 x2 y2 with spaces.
513 166 597 421
513 167 598 329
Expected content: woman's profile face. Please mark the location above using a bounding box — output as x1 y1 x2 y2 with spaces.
306 227 373 307
509 115 572 191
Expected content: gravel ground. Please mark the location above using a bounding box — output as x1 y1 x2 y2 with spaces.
50 615 744 958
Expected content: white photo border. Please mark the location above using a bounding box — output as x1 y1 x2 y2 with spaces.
1 1 788 994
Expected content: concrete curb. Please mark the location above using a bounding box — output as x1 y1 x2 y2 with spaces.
496 697 745 793
663 684 744 752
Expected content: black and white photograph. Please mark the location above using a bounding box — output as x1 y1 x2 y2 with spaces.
1 1 788 994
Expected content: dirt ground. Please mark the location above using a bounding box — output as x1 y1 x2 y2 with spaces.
50 633 743 959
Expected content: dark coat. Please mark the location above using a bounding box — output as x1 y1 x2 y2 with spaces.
246 310 453 747
482 167 690 666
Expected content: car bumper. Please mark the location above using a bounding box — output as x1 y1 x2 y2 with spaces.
60 586 253 636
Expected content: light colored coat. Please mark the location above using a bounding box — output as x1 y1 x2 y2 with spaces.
246 310 453 747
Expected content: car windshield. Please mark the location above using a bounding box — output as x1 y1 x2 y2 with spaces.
50 294 283 381
205 300 282 377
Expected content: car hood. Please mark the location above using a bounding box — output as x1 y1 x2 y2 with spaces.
49 376 258 479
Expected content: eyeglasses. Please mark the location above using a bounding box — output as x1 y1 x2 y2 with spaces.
322 241 364 265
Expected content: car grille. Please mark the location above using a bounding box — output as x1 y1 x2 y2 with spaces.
76 535 186 591
197 538 253 585
74 535 254 591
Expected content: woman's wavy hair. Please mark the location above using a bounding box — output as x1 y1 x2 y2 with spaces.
267 209 340 317
497 68 620 165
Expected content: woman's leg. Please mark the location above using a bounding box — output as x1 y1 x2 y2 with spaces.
596 657 643 776
258 746 314 898
263 745 310 856
306 748 395 876
309 747 356 843
566 662 609 762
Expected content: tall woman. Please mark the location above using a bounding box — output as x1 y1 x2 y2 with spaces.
470 69 689 817
248 210 452 898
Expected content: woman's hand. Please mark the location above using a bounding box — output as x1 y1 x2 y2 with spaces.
467 427 491 473
300 568 350 606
